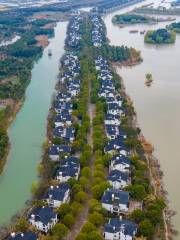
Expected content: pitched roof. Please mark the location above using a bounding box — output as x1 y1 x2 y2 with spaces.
111 154 131 166
29 207 56 225
9 232 38 240
44 183 70 201
49 145 71 155
107 170 130 183
101 189 129 205
104 218 137 236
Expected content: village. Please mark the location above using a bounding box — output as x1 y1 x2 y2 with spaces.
7 11 167 240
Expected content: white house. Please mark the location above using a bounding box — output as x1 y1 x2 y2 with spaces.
107 170 131 189
101 189 129 214
55 157 80 182
110 155 131 172
43 183 70 208
105 114 121 126
28 207 58 233
104 218 137 240
49 145 71 162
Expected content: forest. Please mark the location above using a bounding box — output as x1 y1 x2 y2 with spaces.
112 13 152 25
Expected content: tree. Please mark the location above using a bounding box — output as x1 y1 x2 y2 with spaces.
139 219 154 238
88 212 104 227
72 183 83 194
92 182 110 200
87 231 104 240
51 223 68 239
130 209 145 223
75 233 87 240
71 201 83 216
74 191 87 203
81 167 92 178
126 184 146 201
81 222 96 233
31 181 39 195
63 213 75 228
15 218 29 232
79 177 90 191
146 208 162 226
89 199 104 214
57 203 71 218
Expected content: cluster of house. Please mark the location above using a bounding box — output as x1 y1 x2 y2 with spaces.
95 56 138 240
91 15 105 47
9 53 81 240
65 16 82 49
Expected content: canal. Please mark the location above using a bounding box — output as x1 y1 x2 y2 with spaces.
0 21 67 227
104 1 180 237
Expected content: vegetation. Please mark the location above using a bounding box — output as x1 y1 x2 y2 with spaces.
145 73 153 86
144 28 176 44
167 21 180 33
112 14 152 25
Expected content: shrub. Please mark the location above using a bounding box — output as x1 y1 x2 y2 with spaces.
88 212 104 227
81 222 96 233
57 203 71 218
62 214 75 228
51 223 68 239
74 191 87 203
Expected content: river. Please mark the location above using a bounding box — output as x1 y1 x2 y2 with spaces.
104 1 180 238
0 21 67 227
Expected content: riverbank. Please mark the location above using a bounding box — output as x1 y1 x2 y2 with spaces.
0 99 23 174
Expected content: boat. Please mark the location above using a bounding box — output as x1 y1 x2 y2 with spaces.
129 30 138 33
140 30 146 34
48 49 52 56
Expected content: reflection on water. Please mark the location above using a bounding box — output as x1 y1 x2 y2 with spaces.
104 3 180 238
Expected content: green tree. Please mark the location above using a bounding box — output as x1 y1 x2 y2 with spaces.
130 209 145 223
87 231 104 240
63 214 75 228
75 233 87 240
81 222 96 233
88 212 104 227
51 223 68 239
81 167 92 178
126 184 146 200
71 201 83 216
57 203 71 218
139 219 154 238
15 218 29 232
75 191 87 203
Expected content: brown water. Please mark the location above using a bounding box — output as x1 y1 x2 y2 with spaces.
104 2 180 238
